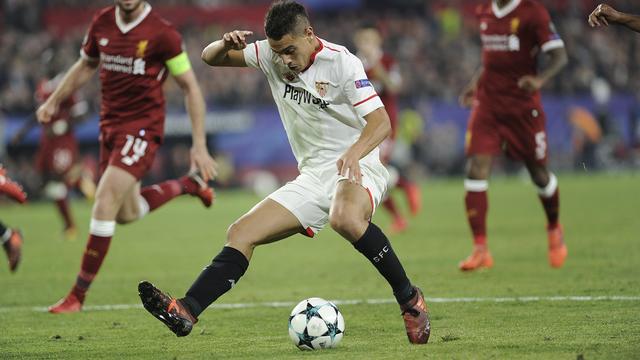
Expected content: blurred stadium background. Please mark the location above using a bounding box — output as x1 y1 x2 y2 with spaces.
1 0 640 197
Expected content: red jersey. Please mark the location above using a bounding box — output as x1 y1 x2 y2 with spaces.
365 54 400 139
81 4 183 135
475 0 564 108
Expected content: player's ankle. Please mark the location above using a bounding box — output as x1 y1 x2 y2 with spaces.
71 286 87 303
473 235 487 249
473 243 488 252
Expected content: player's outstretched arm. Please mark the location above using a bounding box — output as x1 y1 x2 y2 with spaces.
201 30 254 67
337 107 391 184
589 4 640 33
36 58 98 124
173 69 217 181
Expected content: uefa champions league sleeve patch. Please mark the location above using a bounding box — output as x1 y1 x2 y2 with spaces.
354 79 372 89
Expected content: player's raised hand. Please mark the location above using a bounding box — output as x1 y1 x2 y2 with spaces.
337 149 363 185
190 145 218 182
36 100 58 124
588 4 621 27
517 75 544 93
222 30 254 51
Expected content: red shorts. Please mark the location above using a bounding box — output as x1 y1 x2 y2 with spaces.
36 134 79 178
99 127 162 180
465 103 548 165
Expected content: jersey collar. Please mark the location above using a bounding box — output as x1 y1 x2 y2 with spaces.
301 37 324 73
115 2 152 34
492 0 522 19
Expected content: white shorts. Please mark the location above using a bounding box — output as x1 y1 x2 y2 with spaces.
268 161 389 237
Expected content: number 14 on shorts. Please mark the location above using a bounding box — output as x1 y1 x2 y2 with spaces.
120 134 148 166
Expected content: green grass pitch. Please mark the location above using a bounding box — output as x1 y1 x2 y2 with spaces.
0 173 639 359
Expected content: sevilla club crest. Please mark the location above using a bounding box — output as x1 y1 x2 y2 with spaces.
315 81 329 98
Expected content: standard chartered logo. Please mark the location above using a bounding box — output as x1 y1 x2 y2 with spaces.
133 58 146 75
100 53 146 75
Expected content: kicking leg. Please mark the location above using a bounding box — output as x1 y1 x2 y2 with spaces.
138 198 303 336
49 166 137 313
525 162 567 268
138 172 215 211
459 154 494 271
329 180 429 344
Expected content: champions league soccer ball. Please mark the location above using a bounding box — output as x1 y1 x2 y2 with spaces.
288 298 345 350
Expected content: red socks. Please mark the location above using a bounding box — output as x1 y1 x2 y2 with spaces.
140 179 187 212
464 179 488 246
72 220 115 302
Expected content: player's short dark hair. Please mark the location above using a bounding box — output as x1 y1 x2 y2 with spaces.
265 0 310 40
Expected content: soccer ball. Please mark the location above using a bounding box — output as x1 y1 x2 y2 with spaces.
288 297 345 350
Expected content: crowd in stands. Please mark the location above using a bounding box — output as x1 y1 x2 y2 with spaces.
2 0 640 115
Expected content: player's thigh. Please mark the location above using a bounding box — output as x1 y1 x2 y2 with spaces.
99 128 161 181
93 165 139 214
465 105 502 162
330 180 372 224
329 163 388 240
115 181 143 223
466 154 494 180
502 107 548 166
524 161 550 188
227 198 304 247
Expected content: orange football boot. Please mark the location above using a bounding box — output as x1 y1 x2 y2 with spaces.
0 166 27 204
458 246 493 271
400 286 431 344
49 292 83 314
184 171 215 208
547 224 567 268
3 229 23 272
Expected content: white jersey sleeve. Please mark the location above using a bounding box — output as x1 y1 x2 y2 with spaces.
243 40 269 74
341 53 384 118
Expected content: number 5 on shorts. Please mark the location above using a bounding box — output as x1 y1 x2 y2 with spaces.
535 131 546 160
121 135 148 166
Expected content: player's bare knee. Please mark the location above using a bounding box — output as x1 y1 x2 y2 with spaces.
329 209 363 240
115 211 138 225
467 163 489 180
226 221 255 249
466 156 492 180
531 171 549 187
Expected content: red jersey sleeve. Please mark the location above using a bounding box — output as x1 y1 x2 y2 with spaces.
158 26 184 62
530 4 564 52
81 14 100 60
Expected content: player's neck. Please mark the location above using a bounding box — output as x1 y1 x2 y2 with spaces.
495 0 513 9
119 1 147 24
312 37 321 54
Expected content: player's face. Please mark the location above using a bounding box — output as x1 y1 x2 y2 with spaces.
115 0 144 14
268 27 316 74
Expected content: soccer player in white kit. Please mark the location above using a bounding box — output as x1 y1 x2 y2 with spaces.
138 0 430 344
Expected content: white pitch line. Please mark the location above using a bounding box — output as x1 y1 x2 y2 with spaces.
0 295 639 314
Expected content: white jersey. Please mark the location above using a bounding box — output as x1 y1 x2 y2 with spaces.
243 38 386 172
